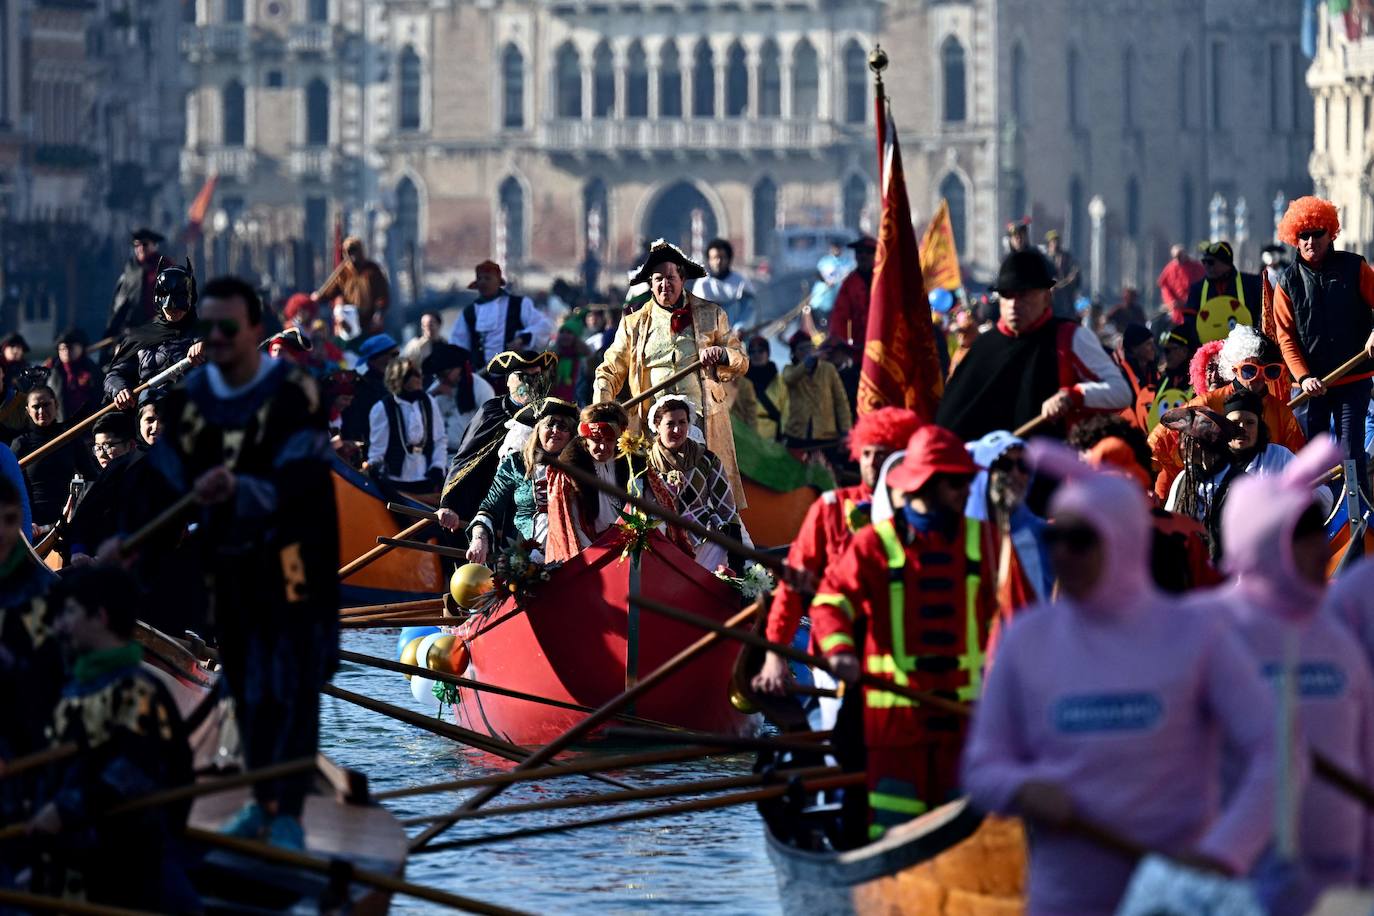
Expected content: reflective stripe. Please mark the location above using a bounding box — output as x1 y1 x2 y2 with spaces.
820 632 855 653
872 520 912 669
959 519 985 701
812 593 855 620
865 654 915 708
869 791 929 816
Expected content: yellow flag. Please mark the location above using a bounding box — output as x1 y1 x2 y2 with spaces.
919 199 963 292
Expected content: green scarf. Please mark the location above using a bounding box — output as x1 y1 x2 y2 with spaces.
73 643 144 685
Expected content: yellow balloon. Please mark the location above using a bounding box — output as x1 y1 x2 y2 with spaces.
729 682 760 715
450 563 495 609
426 635 457 674
399 636 425 681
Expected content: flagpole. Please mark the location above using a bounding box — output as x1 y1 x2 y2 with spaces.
870 45 888 180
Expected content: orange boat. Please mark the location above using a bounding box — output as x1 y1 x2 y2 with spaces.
449 530 759 746
334 459 444 605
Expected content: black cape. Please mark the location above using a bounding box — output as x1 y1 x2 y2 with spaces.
439 394 525 521
936 318 1078 441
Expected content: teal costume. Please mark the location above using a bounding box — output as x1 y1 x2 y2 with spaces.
471 453 544 543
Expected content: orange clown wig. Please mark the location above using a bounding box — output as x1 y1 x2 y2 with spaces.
847 406 923 461
1277 196 1341 247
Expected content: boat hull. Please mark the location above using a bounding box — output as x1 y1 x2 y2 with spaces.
334 460 444 604
766 799 1026 915
741 479 819 549
450 531 759 746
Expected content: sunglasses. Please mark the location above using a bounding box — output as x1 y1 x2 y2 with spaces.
1234 362 1284 382
1297 229 1327 241
196 318 241 338
1045 523 1100 552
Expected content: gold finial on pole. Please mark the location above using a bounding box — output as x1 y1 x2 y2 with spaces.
868 44 888 102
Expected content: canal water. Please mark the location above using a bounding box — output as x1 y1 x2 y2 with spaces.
322 630 782 915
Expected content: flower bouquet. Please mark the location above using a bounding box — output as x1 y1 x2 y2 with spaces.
468 537 563 613
713 561 776 600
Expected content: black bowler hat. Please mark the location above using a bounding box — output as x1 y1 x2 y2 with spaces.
131 227 165 244
994 250 1055 296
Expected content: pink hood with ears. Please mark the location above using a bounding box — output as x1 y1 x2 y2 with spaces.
1220 437 1341 618
1028 439 1154 610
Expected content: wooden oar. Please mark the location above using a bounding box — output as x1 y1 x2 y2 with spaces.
1014 414 1050 438
630 594 970 717
378 536 468 561
385 501 441 522
322 684 636 792
546 457 797 577
20 356 195 469
402 764 839 825
32 523 62 559
1314 751 1374 809
0 889 150 915
340 616 459 629
338 518 432 578
415 771 866 853
1289 351 1370 408
620 358 703 411
409 603 759 850
185 828 530 916
119 491 199 558
0 757 316 842
0 742 77 781
372 745 736 802
603 726 833 755
340 597 445 618
339 650 681 731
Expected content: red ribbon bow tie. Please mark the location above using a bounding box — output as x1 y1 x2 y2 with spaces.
666 306 692 334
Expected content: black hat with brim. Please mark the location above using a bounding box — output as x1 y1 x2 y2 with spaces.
486 349 557 376
629 239 708 286
994 251 1056 296
131 227 165 244
847 236 878 251
423 342 472 377
535 397 580 423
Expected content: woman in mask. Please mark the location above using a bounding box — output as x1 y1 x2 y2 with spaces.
961 441 1279 915
1207 438 1374 914
466 398 578 564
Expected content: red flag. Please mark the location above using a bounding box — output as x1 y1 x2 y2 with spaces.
857 102 943 420
184 173 218 240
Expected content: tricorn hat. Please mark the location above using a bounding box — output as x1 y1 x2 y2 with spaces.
131 227 165 244
1160 405 1242 445
994 250 1056 296
486 349 557 376
629 239 708 285
534 397 580 422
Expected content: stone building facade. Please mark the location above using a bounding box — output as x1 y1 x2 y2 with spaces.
1309 4 1374 257
180 0 1312 307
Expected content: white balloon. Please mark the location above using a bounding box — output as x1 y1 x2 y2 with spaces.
411 674 440 710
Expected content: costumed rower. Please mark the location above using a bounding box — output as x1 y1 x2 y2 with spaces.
141 276 339 850
751 406 923 696
1179 241 1262 347
593 239 750 507
1272 196 1374 499
545 401 686 562
1148 325 1305 502
104 262 205 412
1204 438 1374 915
465 397 580 563
435 349 555 534
448 260 554 367
960 441 1278 916
646 394 745 571
936 250 1130 441
809 425 996 841
27 566 195 912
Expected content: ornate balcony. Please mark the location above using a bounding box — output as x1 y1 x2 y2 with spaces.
287 147 335 181
535 118 841 153
287 23 338 54
180 24 249 61
180 146 257 182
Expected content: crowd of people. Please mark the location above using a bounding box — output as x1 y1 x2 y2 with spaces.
3 189 1374 912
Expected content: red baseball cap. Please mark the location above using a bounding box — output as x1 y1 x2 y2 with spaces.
468 260 504 289
884 425 977 494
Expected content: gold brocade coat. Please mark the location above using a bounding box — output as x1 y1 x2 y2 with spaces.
593 292 749 506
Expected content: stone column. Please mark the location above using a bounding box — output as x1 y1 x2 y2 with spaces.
745 44 759 118
581 62 593 120
614 43 628 119
648 60 661 119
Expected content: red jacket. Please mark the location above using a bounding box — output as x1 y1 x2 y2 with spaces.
765 484 871 646
811 514 997 748
828 271 870 346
